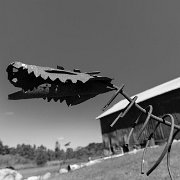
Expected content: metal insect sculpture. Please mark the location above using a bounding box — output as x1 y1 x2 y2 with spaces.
103 84 180 180
6 62 180 179
6 62 116 106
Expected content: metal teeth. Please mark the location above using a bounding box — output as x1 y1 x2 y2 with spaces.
59 97 65 103
47 97 52 102
53 98 59 102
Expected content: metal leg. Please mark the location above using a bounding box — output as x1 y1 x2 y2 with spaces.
146 114 175 176
104 85 180 178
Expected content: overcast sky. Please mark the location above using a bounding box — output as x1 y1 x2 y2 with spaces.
1 0 180 150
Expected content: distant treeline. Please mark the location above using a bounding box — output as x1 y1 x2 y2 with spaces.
0 140 104 166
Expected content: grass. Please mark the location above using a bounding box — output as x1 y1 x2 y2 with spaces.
0 154 34 169
0 154 89 178
49 142 180 180
2 142 180 179
19 164 60 178
18 159 90 178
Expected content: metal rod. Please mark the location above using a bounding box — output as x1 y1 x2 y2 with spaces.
146 114 175 176
137 105 153 140
102 84 124 111
167 130 179 180
126 104 150 146
167 139 174 180
110 112 123 127
120 90 180 131
110 96 137 127
120 96 137 118
141 139 150 174
141 123 159 174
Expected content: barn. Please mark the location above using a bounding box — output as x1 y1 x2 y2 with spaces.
96 77 180 155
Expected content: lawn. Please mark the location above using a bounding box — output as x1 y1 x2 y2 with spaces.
18 159 89 178
49 142 180 180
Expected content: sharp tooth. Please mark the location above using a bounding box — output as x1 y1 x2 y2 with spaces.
53 98 58 102
59 98 64 103
47 97 52 102
66 100 71 106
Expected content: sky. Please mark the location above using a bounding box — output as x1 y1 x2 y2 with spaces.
1 0 180 150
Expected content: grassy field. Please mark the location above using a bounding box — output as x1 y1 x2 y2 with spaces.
18 159 89 178
19 164 60 178
7 141 179 179
47 142 180 180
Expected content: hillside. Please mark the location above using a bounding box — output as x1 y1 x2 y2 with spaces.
50 141 180 180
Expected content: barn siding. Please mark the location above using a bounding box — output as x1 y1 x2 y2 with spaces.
100 89 180 154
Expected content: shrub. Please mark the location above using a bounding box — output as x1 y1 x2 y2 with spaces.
35 150 48 166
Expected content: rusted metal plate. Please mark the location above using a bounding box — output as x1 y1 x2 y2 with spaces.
6 62 116 105
7 62 94 84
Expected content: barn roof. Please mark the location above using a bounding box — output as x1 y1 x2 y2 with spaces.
96 77 180 119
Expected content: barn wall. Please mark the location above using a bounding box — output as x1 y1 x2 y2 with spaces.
100 89 180 154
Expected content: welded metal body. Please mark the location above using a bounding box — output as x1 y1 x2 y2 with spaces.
6 62 116 106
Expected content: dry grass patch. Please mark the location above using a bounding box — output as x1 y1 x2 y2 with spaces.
50 142 180 180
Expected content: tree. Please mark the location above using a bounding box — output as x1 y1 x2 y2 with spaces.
66 148 74 159
3 145 10 155
74 147 89 160
35 146 48 166
9 147 17 155
55 141 61 159
0 140 10 155
0 140 4 154
16 144 35 160
87 143 104 156
47 149 56 161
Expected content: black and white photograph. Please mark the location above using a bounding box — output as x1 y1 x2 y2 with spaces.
1 1 180 179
